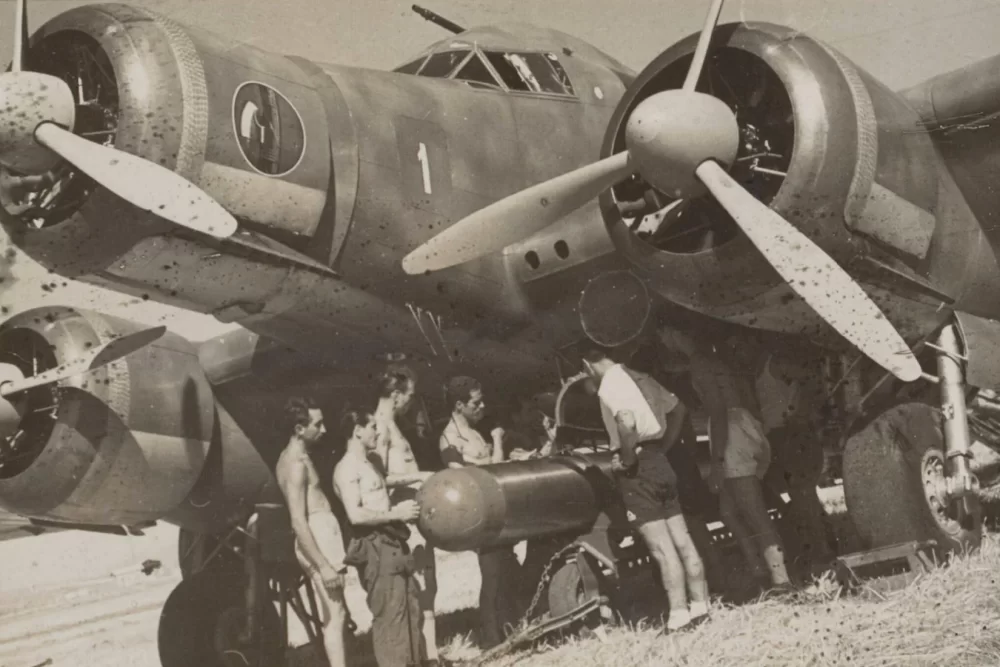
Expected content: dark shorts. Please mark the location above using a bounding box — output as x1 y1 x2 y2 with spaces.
615 447 683 527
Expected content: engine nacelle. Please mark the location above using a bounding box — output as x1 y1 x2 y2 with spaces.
0 306 269 529
2 2 340 274
599 22 975 341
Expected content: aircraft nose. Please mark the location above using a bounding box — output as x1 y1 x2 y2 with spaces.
624 89 739 200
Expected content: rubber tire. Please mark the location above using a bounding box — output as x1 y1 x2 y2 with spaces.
843 401 982 558
178 529 242 579
158 570 282 667
547 558 607 631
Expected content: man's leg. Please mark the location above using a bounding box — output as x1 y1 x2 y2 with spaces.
411 545 439 662
726 476 791 586
369 570 423 667
718 485 768 582
477 548 505 649
636 519 690 630
664 514 708 612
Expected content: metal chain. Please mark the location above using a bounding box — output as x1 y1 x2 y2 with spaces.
519 542 580 626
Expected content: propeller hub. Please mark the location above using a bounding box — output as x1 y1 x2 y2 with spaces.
0 363 25 441
0 72 75 174
624 90 739 200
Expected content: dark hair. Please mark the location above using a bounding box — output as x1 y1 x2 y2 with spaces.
376 364 416 398
580 342 613 365
446 376 481 409
339 406 374 443
284 396 318 433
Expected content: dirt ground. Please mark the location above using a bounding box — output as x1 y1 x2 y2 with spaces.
0 520 488 667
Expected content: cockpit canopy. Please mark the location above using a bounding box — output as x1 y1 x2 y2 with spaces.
395 44 576 97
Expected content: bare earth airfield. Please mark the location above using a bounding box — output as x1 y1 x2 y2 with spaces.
3 1 1000 666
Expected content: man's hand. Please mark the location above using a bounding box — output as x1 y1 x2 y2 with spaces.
393 499 421 522
491 426 505 444
707 463 724 495
318 565 345 595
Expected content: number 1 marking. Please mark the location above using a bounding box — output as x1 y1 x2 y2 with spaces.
417 142 432 195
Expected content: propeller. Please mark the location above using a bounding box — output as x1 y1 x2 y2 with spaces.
0 0 236 239
0 325 166 439
401 0 921 382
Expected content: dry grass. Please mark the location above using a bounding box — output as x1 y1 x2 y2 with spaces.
472 536 1000 667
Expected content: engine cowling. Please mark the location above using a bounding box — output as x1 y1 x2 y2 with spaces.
599 22 960 341
1 2 340 275
0 306 269 529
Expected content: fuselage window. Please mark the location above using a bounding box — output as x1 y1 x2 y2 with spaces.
418 50 471 78
394 58 426 75
453 53 503 90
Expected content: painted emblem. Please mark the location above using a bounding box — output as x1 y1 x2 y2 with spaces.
231 82 306 177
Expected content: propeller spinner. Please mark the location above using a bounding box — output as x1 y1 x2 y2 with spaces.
0 325 166 440
401 0 921 383
0 0 237 239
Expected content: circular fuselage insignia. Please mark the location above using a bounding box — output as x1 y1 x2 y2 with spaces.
232 82 306 177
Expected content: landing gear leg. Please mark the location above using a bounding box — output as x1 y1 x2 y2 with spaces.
933 324 979 502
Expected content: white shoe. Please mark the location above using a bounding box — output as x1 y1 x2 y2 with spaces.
666 609 692 632
689 600 709 620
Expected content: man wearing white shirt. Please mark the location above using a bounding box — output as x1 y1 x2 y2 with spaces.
581 344 709 632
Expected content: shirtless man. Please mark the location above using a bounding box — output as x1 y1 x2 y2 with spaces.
275 397 347 667
439 376 517 649
373 365 441 663
333 408 431 667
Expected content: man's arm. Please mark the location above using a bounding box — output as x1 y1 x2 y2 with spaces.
490 427 505 464
614 409 640 469
280 462 340 573
707 398 729 469
386 471 433 487
661 401 688 451
439 430 467 469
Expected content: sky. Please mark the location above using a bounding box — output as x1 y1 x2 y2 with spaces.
2 0 1000 341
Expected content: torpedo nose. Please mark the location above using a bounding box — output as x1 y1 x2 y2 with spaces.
624 89 739 200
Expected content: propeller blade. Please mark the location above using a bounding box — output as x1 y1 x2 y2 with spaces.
683 0 726 92
402 152 634 274
694 160 921 382
12 0 27 73
0 326 166 397
33 123 237 239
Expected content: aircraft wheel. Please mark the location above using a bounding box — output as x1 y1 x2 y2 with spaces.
843 402 982 559
547 556 610 630
158 571 282 667
178 528 242 579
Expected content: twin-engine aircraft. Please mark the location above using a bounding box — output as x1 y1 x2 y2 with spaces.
0 0 998 663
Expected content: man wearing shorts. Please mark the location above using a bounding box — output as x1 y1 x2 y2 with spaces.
276 396 347 667
334 407 431 667
659 328 793 591
374 365 441 663
581 344 709 632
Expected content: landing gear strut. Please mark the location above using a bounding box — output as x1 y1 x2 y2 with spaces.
843 322 982 559
160 505 332 667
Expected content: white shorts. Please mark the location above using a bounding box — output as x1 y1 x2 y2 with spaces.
294 511 347 622
710 407 771 479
